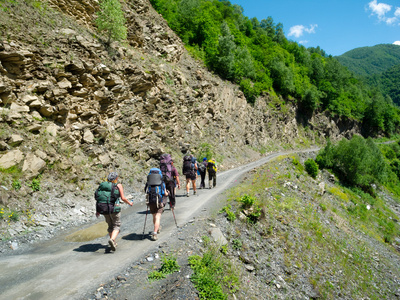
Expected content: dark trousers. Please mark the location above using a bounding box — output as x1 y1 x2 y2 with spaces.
208 172 216 187
200 171 206 188
166 183 176 207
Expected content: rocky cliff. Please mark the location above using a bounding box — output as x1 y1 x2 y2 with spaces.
0 0 359 237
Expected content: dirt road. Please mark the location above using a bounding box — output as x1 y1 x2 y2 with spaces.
0 149 317 300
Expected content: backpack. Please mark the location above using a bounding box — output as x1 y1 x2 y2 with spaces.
159 153 174 183
191 156 197 171
95 182 121 214
198 161 206 172
182 155 193 175
207 159 217 174
145 168 166 208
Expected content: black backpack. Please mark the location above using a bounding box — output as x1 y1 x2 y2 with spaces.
182 155 193 175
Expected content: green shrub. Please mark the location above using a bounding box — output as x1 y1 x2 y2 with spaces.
317 136 388 190
148 254 180 281
231 239 242 250
96 0 127 44
28 178 40 192
12 180 21 190
304 158 319 178
220 205 236 222
238 194 256 208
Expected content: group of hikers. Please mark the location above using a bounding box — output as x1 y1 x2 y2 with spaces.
95 154 218 250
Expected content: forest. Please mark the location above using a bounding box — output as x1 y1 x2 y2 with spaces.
150 0 400 136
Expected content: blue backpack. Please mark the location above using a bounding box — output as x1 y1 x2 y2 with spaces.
145 168 166 208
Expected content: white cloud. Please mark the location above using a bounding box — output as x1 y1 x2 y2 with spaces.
288 24 318 38
299 40 309 45
367 0 400 25
368 0 392 21
393 41 400 45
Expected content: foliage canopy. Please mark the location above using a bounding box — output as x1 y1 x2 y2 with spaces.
149 0 400 136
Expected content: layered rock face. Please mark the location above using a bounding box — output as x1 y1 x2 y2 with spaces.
0 0 359 211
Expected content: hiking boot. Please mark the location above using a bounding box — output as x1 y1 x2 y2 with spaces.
157 226 161 234
108 239 117 251
151 233 158 241
186 192 189 197
194 190 197 195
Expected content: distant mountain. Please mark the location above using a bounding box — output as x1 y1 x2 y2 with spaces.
335 44 400 77
367 64 400 105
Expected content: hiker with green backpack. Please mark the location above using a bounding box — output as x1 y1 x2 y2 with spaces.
95 172 133 251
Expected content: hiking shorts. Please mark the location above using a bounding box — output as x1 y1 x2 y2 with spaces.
149 202 164 214
185 172 196 181
104 212 121 233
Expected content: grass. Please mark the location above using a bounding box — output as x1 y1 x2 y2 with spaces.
148 254 180 282
220 155 400 299
189 244 240 300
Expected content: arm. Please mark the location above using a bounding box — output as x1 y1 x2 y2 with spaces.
117 183 133 206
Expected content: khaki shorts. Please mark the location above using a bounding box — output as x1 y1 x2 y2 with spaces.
149 202 164 214
104 212 121 233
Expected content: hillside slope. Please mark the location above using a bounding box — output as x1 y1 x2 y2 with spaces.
0 0 359 239
336 44 400 77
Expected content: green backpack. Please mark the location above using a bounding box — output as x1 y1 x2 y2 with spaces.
95 182 121 214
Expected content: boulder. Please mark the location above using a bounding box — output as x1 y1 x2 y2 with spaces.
0 149 24 169
22 153 46 179
8 134 24 146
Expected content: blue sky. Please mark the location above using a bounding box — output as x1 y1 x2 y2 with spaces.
229 0 400 56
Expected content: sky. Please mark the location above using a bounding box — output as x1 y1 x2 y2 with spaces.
229 0 400 56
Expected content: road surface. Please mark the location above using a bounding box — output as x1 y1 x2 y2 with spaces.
0 148 318 300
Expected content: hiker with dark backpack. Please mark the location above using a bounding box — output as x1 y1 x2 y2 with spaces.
207 158 217 189
159 154 181 209
198 157 207 189
182 154 197 197
95 172 133 251
144 168 169 241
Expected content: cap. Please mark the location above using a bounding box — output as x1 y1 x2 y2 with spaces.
107 172 118 182
203 157 207 161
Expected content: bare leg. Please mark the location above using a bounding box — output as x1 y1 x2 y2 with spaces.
153 212 161 233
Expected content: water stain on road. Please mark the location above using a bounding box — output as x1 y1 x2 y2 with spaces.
65 222 108 242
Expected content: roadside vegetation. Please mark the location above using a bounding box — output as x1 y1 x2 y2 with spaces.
191 136 400 299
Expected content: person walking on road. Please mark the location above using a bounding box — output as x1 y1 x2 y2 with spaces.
182 154 198 197
198 157 207 189
144 168 169 241
167 159 181 208
95 172 133 251
207 158 217 189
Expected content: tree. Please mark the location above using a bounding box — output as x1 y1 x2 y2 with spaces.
96 0 127 44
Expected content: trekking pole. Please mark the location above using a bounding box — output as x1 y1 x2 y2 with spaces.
142 205 149 239
171 207 178 228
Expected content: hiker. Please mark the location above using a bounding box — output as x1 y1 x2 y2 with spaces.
198 157 207 189
182 154 198 197
167 159 181 208
207 158 217 189
159 154 181 209
144 168 169 241
95 172 133 251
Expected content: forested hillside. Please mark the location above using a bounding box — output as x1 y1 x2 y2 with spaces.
336 44 400 77
336 44 400 107
149 0 400 136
